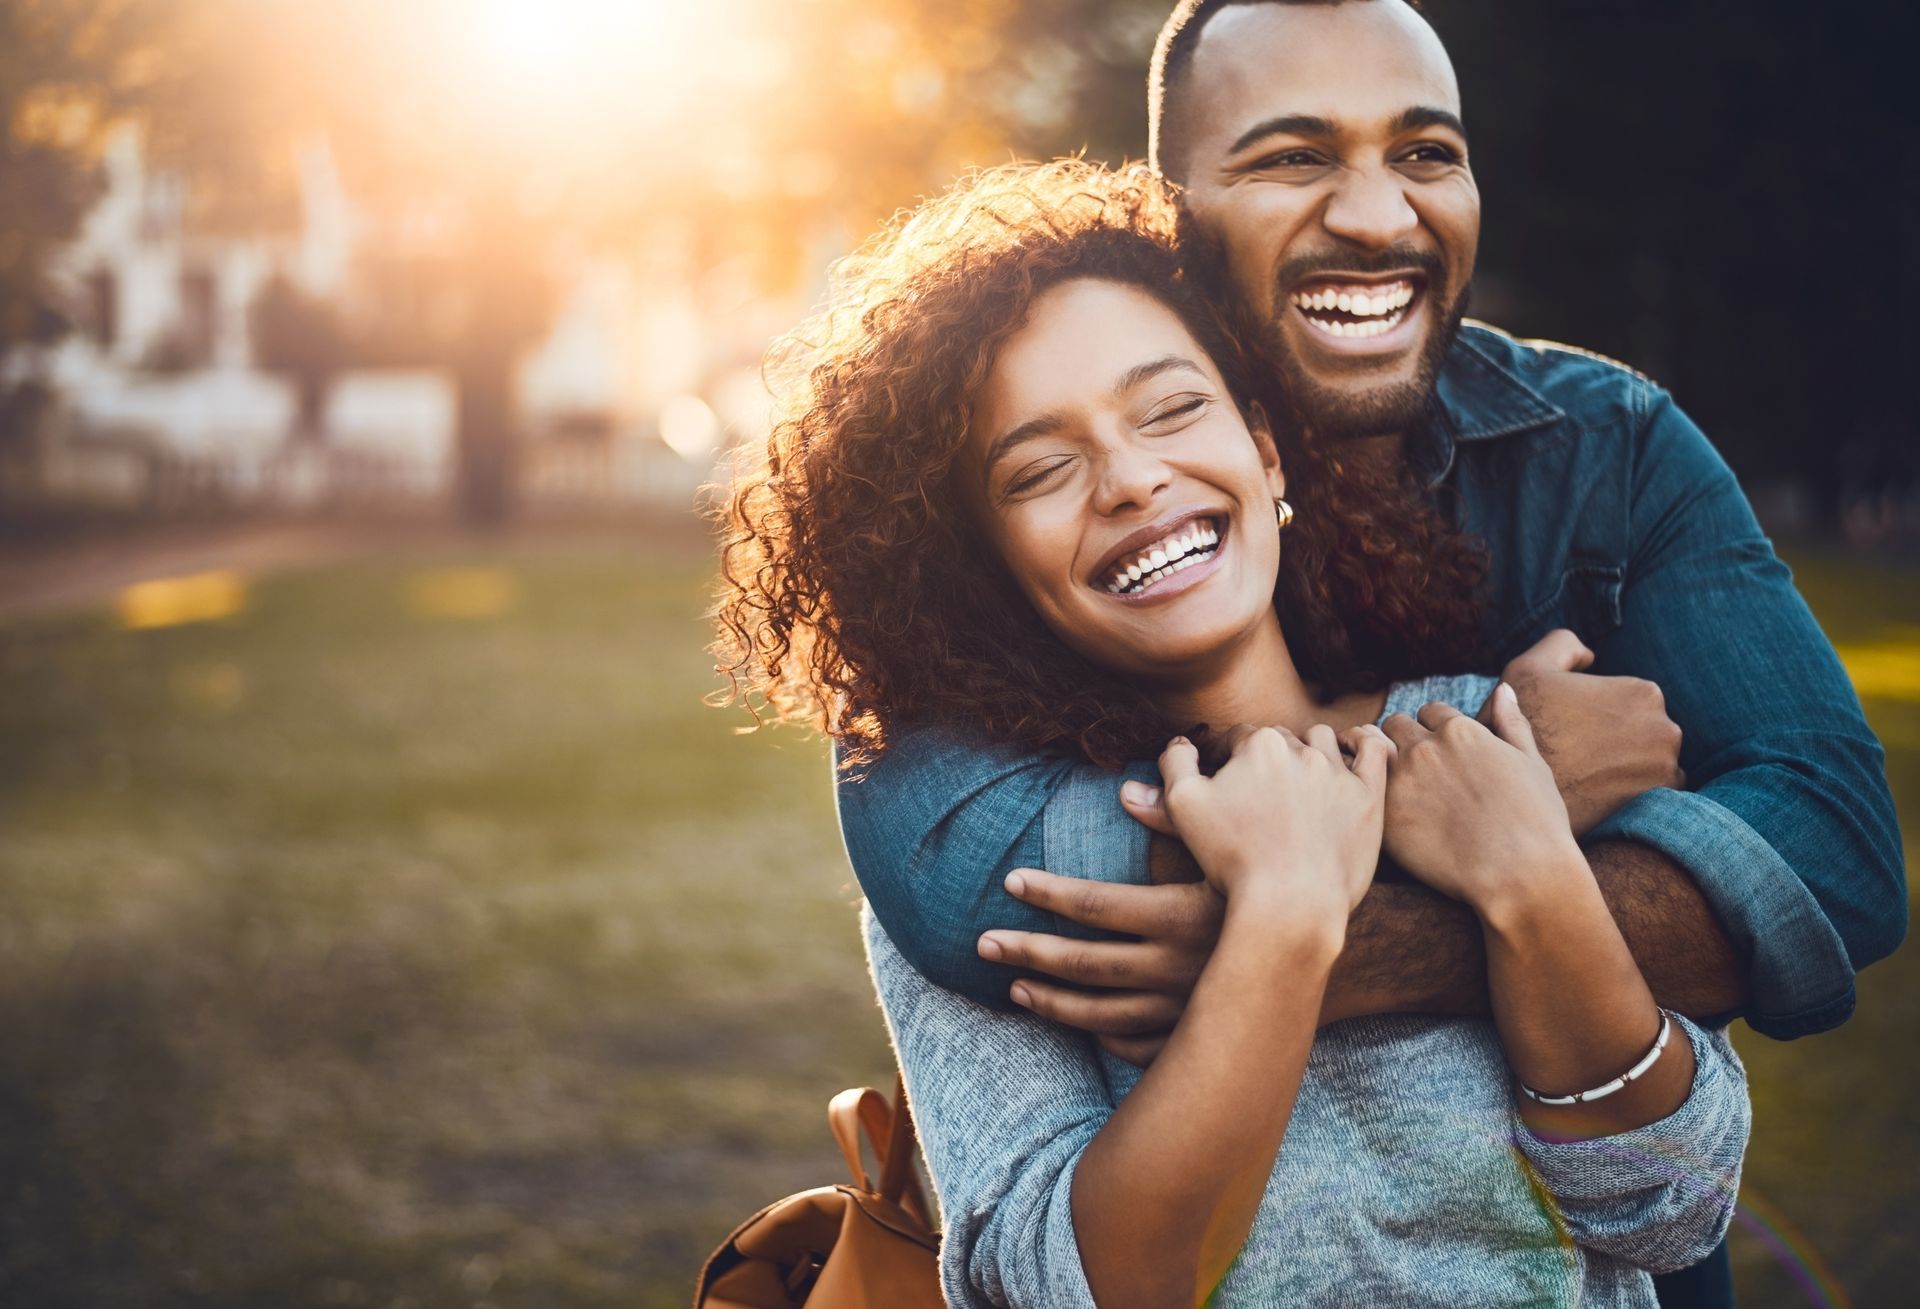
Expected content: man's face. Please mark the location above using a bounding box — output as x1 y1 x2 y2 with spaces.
1173 1 1480 440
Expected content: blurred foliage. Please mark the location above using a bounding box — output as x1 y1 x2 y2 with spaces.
0 1 167 360
7 1 1913 506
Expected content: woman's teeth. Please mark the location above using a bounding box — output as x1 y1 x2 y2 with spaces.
1105 522 1221 595
1290 279 1416 339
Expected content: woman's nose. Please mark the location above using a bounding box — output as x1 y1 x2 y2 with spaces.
1092 440 1172 514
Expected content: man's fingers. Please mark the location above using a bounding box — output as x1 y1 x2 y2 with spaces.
1158 735 1201 787
1488 681 1543 758
1380 712 1429 752
1099 1032 1169 1069
1010 978 1181 1036
978 929 1191 989
1341 724 1393 793
1004 867 1216 938
1510 627 1595 675
1119 779 1178 836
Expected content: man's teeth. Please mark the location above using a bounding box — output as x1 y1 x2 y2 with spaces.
1105 522 1221 594
1289 280 1415 316
1289 280 1416 339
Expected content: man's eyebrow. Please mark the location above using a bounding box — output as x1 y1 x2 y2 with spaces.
982 355 1208 477
1389 105 1468 139
1226 113 1337 157
1226 106 1467 158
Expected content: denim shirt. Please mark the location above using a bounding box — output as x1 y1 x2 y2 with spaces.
835 321 1907 1043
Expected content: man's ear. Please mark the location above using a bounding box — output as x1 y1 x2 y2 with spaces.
1249 403 1286 501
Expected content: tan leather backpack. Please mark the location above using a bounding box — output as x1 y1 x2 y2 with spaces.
693 1075 942 1308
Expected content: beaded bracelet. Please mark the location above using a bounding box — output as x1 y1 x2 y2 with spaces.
1519 1010 1673 1106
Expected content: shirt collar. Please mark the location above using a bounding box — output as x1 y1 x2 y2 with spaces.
1407 322 1566 485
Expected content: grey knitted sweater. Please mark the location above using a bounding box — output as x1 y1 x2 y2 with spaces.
862 675 1749 1308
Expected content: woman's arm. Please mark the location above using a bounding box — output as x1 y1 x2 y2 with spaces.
1379 684 1748 1266
1381 685 1695 1136
874 727 1389 1309
1068 726 1387 1309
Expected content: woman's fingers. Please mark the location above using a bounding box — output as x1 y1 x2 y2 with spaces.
1341 724 1394 793
1414 700 1465 732
1305 723 1343 766
1118 778 1178 836
1487 680 1543 758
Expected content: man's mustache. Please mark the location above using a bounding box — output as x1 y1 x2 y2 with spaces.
1275 247 1446 294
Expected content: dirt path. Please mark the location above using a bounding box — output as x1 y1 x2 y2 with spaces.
0 515 714 622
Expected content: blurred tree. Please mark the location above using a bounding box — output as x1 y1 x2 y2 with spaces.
0 0 167 451
250 274 349 447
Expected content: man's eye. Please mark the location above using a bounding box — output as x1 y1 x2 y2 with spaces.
1402 143 1463 166
1254 149 1325 169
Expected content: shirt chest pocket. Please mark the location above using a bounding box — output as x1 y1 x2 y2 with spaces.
1497 562 1624 656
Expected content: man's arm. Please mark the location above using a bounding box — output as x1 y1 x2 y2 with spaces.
834 724 1159 1011
1580 388 1905 1038
1317 841 1741 1023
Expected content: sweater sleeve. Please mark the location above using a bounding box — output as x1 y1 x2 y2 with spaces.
1512 1015 1749 1273
863 904 1103 1309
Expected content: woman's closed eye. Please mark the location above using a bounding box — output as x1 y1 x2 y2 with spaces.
1003 456 1075 499
1144 395 1210 428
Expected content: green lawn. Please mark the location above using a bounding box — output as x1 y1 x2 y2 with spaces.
0 538 1911 1308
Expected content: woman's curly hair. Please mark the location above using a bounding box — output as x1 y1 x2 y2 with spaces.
713 159 1487 770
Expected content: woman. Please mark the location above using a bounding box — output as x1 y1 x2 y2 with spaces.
714 161 1746 1308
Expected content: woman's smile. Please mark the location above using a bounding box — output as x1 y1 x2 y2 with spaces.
1094 511 1231 602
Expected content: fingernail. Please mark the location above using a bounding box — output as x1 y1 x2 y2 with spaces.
1498 681 1517 706
1010 983 1032 1008
1121 780 1160 806
978 934 1003 961
1169 735 1190 749
1005 871 1027 897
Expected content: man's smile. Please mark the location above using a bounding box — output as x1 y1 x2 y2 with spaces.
1286 273 1430 355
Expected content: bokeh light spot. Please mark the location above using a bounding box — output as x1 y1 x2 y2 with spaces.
116 571 249 630
405 568 521 620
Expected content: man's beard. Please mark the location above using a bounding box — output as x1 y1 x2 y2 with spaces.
1261 247 1469 443
1174 215 1469 445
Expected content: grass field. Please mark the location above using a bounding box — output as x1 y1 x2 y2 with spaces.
0 535 1912 1308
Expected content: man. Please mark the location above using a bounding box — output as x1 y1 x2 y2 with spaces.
836 1 1906 1302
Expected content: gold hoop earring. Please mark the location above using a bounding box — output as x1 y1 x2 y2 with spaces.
1273 497 1294 532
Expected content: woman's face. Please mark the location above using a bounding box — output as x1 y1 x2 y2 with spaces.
965 277 1288 683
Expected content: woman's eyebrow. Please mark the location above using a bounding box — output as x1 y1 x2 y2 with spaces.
983 355 1208 477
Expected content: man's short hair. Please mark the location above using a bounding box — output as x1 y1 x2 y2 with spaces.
1149 0 1404 182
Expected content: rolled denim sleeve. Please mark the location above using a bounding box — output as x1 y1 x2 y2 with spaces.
835 725 1156 1011
1590 789 1854 1035
1515 1016 1749 1273
1590 389 1906 1039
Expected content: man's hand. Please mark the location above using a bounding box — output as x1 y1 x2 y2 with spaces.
1497 629 1685 834
978 866 1223 1067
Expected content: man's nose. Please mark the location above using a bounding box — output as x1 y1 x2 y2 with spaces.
1320 165 1419 249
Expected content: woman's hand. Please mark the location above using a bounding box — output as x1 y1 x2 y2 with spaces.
1156 723 1391 922
1381 683 1588 914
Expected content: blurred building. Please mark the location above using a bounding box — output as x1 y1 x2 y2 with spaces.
6 124 790 519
